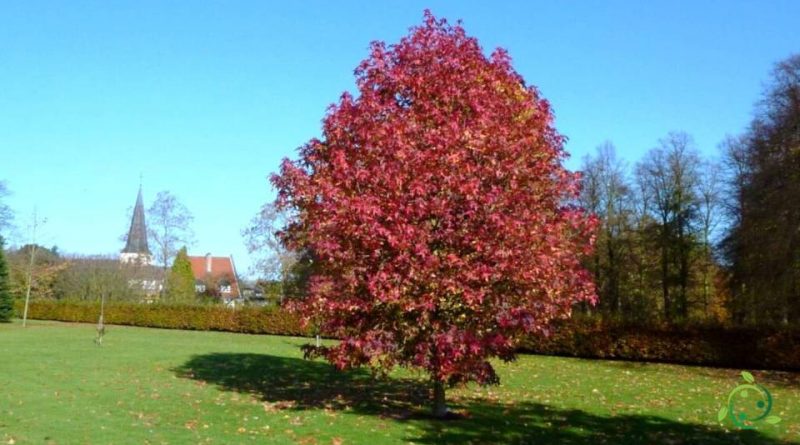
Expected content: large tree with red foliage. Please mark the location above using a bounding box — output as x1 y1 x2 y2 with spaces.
272 12 596 416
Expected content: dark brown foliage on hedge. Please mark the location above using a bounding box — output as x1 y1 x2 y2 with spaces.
519 317 800 371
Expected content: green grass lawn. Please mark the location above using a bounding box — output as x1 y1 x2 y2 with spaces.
1 320 799 445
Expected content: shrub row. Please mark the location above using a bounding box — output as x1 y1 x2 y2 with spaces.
520 317 800 371
17 300 800 370
15 300 308 337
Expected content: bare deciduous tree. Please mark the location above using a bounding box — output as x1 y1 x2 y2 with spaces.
580 142 634 315
636 132 701 321
0 181 14 238
53 255 143 302
147 191 194 271
22 209 46 327
242 203 298 302
697 159 722 317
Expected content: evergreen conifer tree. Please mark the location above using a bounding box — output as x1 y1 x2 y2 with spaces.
166 247 196 303
0 236 13 322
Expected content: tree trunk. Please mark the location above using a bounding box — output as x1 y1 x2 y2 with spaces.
22 244 38 328
96 292 106 345
432 380 448 418
661 243 670 322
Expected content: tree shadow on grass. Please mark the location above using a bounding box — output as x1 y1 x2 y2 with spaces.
411 400 798 445
174 352 430 417
174 353 798 445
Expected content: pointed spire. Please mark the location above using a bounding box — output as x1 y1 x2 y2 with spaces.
122 185 151 255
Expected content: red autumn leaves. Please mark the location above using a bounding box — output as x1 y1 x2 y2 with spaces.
272 12 596 387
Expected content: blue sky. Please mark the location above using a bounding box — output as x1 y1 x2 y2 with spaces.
1 1 798 277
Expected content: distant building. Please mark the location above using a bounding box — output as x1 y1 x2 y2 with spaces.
188 254 241 301
120 185 162 296
120 186 153 266
119 186 240 303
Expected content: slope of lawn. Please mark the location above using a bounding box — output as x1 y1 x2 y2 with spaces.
1 320 799 445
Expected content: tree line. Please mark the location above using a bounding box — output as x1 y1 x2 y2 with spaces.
580 54 800 326
578 134 724 323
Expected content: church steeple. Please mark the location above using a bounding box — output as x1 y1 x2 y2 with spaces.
121 185 152 265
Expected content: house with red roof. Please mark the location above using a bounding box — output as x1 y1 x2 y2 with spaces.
188 253 241 301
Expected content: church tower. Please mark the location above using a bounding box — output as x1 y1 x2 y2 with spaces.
121 185 152 265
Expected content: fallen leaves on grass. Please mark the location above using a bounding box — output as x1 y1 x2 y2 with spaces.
263 400 297 412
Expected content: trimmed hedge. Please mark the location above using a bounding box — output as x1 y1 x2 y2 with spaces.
16 300 800 370
520 317 800 371
15 300 308 337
